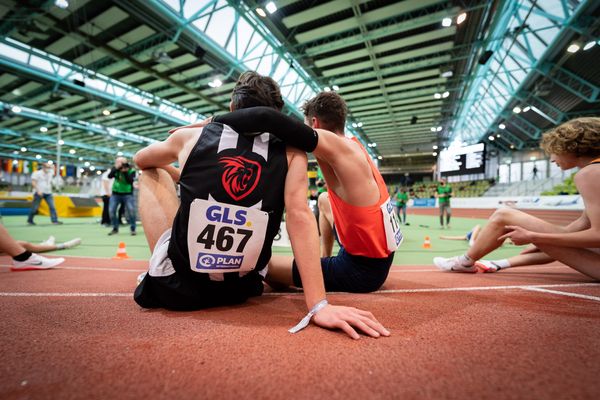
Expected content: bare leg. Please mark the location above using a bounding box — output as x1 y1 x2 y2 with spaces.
0 225 27 256
138 168 179 252
265 255 295 290
536 244 600 280
318 192 334 257
466 208 564 261
439 235 468 240
505 251 555 267
470 225 481 242
17 241 57 253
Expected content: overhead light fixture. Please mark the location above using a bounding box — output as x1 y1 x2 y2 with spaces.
430 127 436 132
332 85 340 91
256 7 267 17
12 150 18 155
567 43 580 53
499 123 506 129
488 135 495 141
583 41 596 51
357 122 363 127
117 151 123 156
442 17 452 27
208 78 222 88
456 12 467 25
102 109 111 116
441 70 453 78
265 1 277 14
513 106 522 114
54 0 69 9
530 156 537 161
20 147 27 152
117 141 124 147
36 154 42 159
433 93 442 99
351 122 358 128
11 88 22 96
433 145 438 150
372 143 377 147
84 161 90 167
69 149 76 154
78 156 83 161
11 105 22 113
40 126 48 133
377 156 383 160
96 170 102 175
523 106 531 112
152 50 172 64
58 139 64 145
510 144 515 149
436 126 443 132
496 134 501 138
89 166 96 171
432 152 438 156
47 160 53 165
442 91 450 98
324 86 331 92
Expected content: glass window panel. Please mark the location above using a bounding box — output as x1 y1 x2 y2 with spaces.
510 162 522 182
205 7 234 48
162 0 180 12
183 0 212 19
499 164 510 183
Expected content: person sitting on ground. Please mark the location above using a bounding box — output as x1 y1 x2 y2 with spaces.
178 91 403 293
0 224 66 271
439 225 481 247
433 117 600 280
134 71 389 339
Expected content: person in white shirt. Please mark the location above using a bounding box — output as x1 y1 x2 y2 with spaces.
27 162 62 225
100 169 113 227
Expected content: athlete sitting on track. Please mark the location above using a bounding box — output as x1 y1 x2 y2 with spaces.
433 117 600 279
180 92 404 293
0 224 67 270
439 225 481 247
134 72 389 339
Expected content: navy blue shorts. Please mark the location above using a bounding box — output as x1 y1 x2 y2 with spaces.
291 246 394 293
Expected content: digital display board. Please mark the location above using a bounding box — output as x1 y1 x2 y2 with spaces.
439 143 486 176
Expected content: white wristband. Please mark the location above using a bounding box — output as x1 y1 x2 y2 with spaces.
288 299 329 334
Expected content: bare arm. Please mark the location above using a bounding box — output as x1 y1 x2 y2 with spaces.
134 130 188 170
284 149 390 339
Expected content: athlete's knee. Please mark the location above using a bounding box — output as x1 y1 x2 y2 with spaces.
490 207 520 225
318 192 330 212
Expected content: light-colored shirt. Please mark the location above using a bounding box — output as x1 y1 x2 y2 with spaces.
31 169 54 194
101 170 114 196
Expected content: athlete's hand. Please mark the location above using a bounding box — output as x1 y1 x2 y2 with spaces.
312 304 390 340
520 244 540 255
168 117 212 134
499 225 534 246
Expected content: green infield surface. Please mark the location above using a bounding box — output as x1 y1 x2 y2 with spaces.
1 214 522 265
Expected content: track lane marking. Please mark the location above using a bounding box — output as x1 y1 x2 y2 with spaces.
521 286 600 302
0 265 145 273
2 283 597 298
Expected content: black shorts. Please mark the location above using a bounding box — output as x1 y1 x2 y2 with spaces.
291 246 394 293
134 271 264 311
133 229 264 311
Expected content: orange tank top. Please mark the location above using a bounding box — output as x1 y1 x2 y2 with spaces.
589 158 600 165
328 138 392 258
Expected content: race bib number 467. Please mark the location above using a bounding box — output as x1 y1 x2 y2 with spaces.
187 199 268 273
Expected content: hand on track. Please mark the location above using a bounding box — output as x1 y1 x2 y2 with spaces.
312 304 390 340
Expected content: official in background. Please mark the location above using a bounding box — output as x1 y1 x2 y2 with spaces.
108 157 136 236
27 162 62 225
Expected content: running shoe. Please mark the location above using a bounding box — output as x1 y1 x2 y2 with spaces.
62 238 81 249
433 256 477 273
41 236 56 246
11 254 64 271
475 260 501 273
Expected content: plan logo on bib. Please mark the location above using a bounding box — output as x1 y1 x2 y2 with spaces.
219 156 262 201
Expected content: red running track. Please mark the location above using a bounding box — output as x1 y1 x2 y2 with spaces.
1 255 599 400
410 207 581 225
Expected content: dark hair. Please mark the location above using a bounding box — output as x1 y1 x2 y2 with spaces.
231 71 284 111
302 91 347 133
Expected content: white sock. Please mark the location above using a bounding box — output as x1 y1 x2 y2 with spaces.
459 254 474 266
491 259 511 269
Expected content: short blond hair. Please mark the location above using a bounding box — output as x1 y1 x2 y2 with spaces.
540 117 600 157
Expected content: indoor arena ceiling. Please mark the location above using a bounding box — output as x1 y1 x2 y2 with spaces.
0 0 599 172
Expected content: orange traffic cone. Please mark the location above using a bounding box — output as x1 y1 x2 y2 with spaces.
113 241 130 259
422 236 432 249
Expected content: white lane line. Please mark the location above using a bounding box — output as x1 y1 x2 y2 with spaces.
0 283 598 298
263 282 600 296
521 286 600 302
0 265 146 273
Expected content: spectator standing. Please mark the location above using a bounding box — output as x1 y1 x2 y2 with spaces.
27 162 62 225
396 187 409 225
108 157 136 236
532 164 539 179
436 177 452 229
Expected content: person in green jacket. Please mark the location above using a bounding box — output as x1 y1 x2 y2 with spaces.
395 187 409 225
108 157 137 236
436 178 452 229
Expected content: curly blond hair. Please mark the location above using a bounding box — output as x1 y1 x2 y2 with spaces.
540 117 600 157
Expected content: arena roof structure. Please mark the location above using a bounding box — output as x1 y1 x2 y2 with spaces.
0 0 599 173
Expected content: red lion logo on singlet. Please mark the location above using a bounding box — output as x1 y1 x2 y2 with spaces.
219 156 262 201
